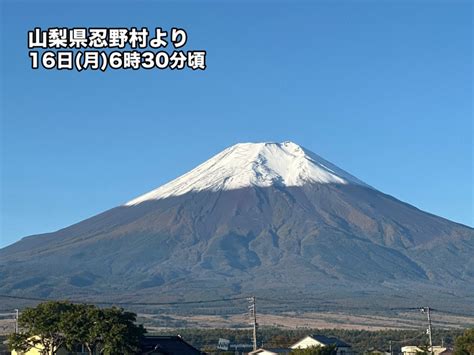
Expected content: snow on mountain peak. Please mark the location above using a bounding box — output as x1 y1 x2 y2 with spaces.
125 141 368 205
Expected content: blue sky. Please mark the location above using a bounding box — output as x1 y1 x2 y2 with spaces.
0 0 472 248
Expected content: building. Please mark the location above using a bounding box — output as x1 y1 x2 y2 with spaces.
140 335 205 355
9 336 85 355
290 335 352 355
364 349 391 355
248 348 291 355
10 335 204 355
401 346 452 355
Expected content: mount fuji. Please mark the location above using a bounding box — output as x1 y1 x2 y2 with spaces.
126 141 368 204
1 142 473 310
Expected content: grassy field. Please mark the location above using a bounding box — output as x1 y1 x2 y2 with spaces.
139 310 474 331
2 308 472 336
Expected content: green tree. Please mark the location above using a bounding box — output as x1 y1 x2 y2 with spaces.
454 329 474 355
8 301 146 355
60 303 103 355
291 345 337 355
7 301 75 355
97 307 146 354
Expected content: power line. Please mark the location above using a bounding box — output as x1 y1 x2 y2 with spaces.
390 332 426 344
1 293 473 317
0 293 248 306
430 308 473 317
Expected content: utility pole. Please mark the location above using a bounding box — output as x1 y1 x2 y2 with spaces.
389 340 392 355
421 307 433 355
248 296 257 351
427 307 433 355
14 308 19 333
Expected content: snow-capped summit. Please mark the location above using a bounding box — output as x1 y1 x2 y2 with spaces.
126 141 367 205
3 142 472 311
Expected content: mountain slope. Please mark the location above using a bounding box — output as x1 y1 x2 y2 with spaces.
1 142 472 310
